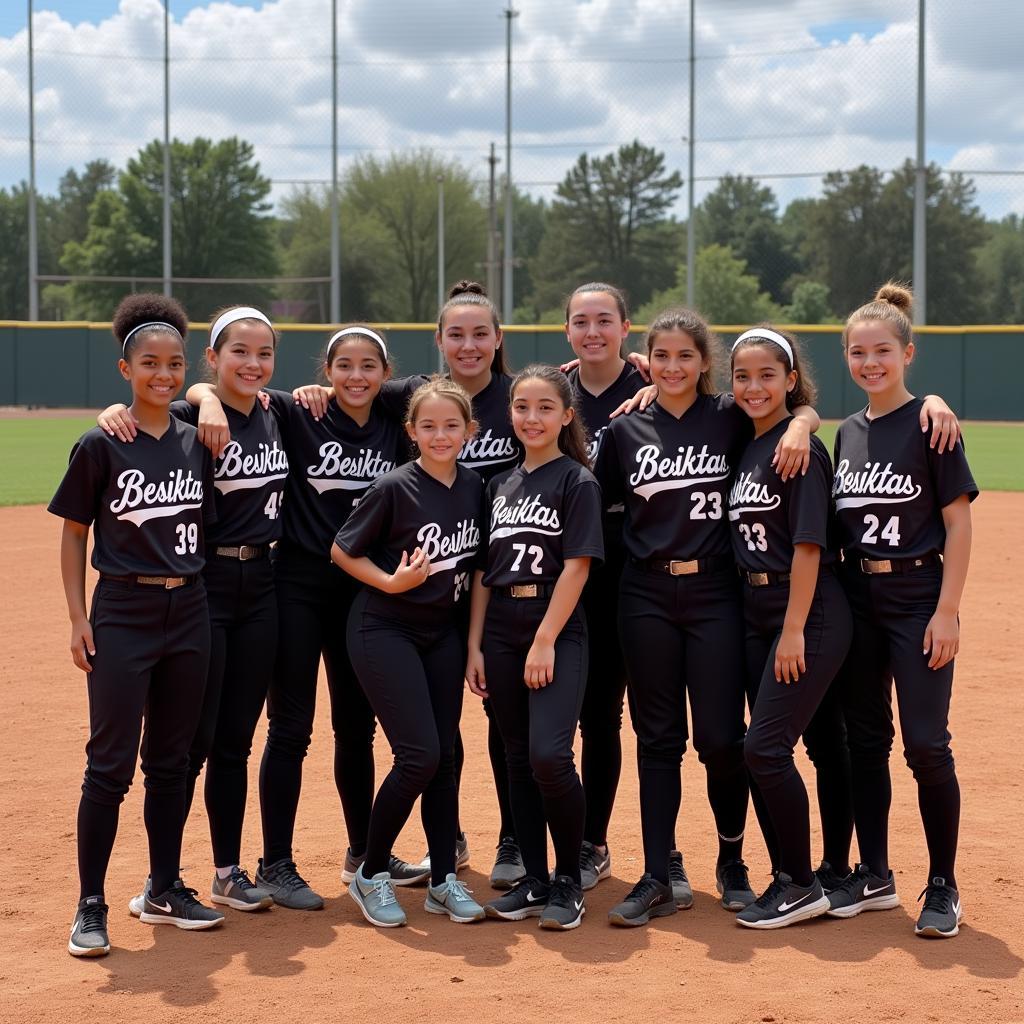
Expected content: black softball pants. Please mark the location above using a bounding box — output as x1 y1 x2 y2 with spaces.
836 563 960 886
483 595 588 885
618 563 749 886
347 591 464 886
185 553 276 869
742 570 853 886
260 546 376 865
78 578 210 900
578 543 630 847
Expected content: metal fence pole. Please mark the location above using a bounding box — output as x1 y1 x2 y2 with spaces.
330 0 340 323
437 174 445 373
685 0 696 307
162 1 172 297
913 0 927 324
502 7 518 325
27 0 39 320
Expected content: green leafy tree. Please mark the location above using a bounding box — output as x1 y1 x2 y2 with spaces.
782 281 836 324
636 244 781 325
527 141 682 315
976 215 1024 323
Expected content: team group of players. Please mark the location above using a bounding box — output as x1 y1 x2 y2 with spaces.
50 277 976 958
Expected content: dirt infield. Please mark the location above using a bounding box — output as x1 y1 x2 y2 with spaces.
3 495 1022 1024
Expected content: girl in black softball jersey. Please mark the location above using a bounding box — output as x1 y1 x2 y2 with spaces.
99 305 287 916
468 365 604 932
53 295 221 958
335 379 486 928
594 309 821 927
828 284 977 939
727 327 853 930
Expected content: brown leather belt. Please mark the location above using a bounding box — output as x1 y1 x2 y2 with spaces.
100 573 194 589
211 544 269 561
856 552 941 575
500 583 555 599
636 554 733 577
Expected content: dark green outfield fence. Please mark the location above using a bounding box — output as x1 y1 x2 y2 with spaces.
1 322 1021 420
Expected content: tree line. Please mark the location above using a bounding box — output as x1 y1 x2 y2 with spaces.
1 137 1022 325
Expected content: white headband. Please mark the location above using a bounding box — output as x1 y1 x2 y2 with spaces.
732 328 794 368
326 327 388 362
121 321 182 356
209 307 274 350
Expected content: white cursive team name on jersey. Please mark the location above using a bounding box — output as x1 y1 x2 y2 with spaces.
417 519 481 575
109 468 205 527
215 440 289 494
628 443 731 501
306 442 395 494
459 429 518 468
490 493 562 539
832 458 923 510
727 471 782 520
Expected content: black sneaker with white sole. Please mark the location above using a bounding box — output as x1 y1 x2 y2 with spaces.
140 879 224 930
736 873 829 929
716 859 756 910
915 877 962 938
68 896 110 957
608 874 677 927
211 866 273 911
579 841 611 891
669 850 693 909
484 876 551 921
826 863 899 918
539 875 585 931
814 860 851 895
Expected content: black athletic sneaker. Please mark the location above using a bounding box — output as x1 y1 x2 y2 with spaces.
716 859 756 910
539 875 585 931
669 850 693 909
608 874 677 927
68 895 110 957
484 876 551 921
736 872 829 929
826 863 900 918
915 877 962 938
489 836 526 891
256 857 325 910
140 879 224 930
814 860 850 895
579 841 611 891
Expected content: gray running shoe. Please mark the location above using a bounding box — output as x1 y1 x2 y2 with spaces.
416 832 471 876
826 863 899 918
608 875 677 927
256 857 324 910
915 877 962 938
424 873 486 922
737 873 829 930
489 836 526 891
68 896 110 957
211 866 273 912
539 875 585 931
140 879 224 930
342 849 430 887
349 865 407 928
579 841 611 891
814 860 851 895
485 876 550 921
669 850 693 909
716 859 756 910
128 876 151 918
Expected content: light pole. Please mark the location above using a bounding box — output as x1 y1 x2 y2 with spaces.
330 0 340 322
437 173 445 372
685 0 696 307
27 0 38 319
502 7 518 324
162 0 171 297
913 0 927 323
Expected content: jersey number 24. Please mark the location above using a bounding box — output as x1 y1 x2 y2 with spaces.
861 514 901 547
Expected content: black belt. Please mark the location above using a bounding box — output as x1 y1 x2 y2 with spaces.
634 554 733 577
209 544 270 561
100 573 196 589
499 583 555 599
740 563 837 588
852 551 942 575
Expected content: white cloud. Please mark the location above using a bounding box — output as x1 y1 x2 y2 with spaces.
0 0 1020 220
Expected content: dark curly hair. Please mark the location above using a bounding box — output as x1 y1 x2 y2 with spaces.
730 324 817 411
112 293 188 357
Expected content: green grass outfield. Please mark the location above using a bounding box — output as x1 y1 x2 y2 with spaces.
0 415 1020 508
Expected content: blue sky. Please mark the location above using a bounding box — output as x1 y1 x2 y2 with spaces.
0 1 262 36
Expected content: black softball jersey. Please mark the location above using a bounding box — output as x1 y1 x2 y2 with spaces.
48 421 216 577
728 418 836 574
335 461 483 608
170 399 288 546
480 456 604 589
567 362 647 465
274 391 407 559
593 394 752 562
381 371 524 482
832 398 978 560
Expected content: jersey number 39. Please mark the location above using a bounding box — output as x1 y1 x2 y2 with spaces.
174 522 199 554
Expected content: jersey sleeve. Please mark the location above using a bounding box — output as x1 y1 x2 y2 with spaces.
787 439 832 549
562 473 605 565
47 435 106 526
927 437 979 509
592 422 625 510
476 477 496 572
169 400 198 426
201 448 218 528
334 477 393 557
378 376 426 422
